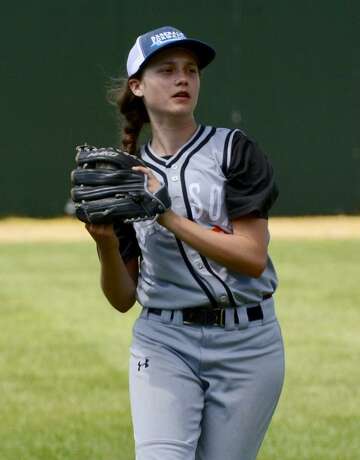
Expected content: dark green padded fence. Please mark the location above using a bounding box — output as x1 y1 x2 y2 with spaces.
1 1 358 216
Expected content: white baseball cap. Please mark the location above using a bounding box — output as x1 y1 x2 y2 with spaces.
126 26 216 77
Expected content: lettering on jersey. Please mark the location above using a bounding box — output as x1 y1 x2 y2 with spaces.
150 31 185 47
188 183 203 219
188 183 224 222
209 185 222 221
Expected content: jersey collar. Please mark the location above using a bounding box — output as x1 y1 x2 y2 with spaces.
143 125 205 168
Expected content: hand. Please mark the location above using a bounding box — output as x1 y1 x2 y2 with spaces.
132 166 161 194
85 223 119 251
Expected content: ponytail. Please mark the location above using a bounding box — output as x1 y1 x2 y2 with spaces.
107 76 149 156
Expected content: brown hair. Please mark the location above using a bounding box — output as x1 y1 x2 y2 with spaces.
107 76 149 155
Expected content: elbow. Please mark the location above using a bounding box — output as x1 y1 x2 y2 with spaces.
249 264 266 278
249 255 267 278
234 254 267 278
100 276 137 313
113 302 135 313
109 296 136 313
102 286 137 313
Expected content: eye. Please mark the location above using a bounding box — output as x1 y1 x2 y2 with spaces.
188 67 198 74
159 67 173 74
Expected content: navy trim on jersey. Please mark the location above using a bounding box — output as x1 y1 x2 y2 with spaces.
180 127 217 218
221 129 236 176
144 145 168 167
198 256 237 308
144 125 205 168
179 126 238 309
143 155 219 308
176 239 218 309
167 125 205 167
143 161 168 186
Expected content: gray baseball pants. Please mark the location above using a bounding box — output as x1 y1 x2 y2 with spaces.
129 297 285 460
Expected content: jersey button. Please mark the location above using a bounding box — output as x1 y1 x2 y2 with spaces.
171 164 178 170
171 176 179 182
196 262 204 270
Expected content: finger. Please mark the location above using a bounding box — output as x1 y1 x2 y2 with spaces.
132 165 152 176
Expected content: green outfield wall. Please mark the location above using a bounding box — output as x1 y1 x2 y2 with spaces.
1 1 358 216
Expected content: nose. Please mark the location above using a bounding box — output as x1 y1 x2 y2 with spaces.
174 69 189 86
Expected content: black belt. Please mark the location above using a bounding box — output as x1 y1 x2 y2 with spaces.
148 294 272 328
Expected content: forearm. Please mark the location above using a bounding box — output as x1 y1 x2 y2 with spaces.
159 211 267 277
97 244 137 312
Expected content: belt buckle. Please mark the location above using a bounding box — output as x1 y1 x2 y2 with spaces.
182 307 226 327
218 308 226 327
203 309 214 326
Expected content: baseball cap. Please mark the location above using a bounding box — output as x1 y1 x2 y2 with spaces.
126 26 216 77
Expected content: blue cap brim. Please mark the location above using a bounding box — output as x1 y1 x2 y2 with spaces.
138 38 216 74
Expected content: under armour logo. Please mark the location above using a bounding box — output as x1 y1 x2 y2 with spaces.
137 358 149 371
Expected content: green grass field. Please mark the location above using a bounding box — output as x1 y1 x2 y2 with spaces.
1 239 359 460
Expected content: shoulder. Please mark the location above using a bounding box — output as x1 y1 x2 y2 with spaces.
224 129 276 179
202 126 263 175
222 129 279 219
199 126 241 173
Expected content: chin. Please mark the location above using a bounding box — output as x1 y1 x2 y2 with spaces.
169 104 195 117
151 103 196 119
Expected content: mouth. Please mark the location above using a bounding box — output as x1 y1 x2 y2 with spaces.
172 91 190 99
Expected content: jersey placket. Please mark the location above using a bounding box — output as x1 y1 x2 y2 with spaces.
167 163 183 211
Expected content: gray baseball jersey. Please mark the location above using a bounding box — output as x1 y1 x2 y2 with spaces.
124 125 279 310
115 125 284 460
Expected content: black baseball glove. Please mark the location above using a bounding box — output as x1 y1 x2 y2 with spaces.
70 144 171 224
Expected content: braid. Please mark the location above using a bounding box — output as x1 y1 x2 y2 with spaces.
107 77 149 156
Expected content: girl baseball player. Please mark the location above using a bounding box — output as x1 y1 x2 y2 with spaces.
87 26 285 460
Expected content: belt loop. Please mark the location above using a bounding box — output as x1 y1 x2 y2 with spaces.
224 308 236 331
160 310 172 323
260 295 276 323
141 307 150 319
236 306 250 330
172 309 183 326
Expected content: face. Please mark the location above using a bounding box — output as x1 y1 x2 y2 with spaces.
129 47 200 120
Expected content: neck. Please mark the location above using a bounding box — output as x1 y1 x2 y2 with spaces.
149 116 198 156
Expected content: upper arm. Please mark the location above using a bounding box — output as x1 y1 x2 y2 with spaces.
224 131 279 220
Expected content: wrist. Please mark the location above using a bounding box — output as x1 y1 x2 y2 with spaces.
96 238 119 256
157 209 179 230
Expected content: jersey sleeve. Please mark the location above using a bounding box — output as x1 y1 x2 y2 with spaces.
113 221 141 263
225 131 279 219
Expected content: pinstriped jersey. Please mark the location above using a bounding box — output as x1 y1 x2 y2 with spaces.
132 125 278 310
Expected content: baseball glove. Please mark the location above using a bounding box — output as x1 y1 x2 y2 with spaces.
70 144 171 224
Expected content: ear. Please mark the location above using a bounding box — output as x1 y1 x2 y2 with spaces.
128 78 144 97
